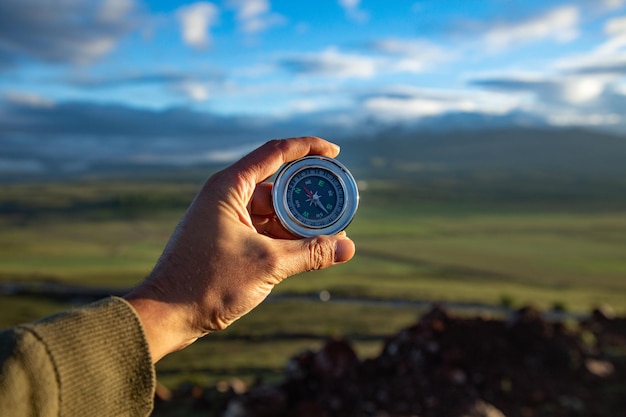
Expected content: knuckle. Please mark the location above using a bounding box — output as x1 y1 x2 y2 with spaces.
268 138 289 158
308 237 333 271
205 167 231 191
265 138 287 151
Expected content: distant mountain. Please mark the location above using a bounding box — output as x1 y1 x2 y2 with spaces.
3 126 626 190
338 127 626 179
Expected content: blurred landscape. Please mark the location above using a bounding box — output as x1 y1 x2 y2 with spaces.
2 127 626 405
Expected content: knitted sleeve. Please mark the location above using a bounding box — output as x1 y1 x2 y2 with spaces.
0 296 155 417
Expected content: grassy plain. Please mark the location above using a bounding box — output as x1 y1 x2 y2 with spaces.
1 176 625 387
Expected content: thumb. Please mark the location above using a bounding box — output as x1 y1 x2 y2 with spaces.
277 233 356 277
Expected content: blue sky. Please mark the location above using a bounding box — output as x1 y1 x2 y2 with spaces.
2 0 626 172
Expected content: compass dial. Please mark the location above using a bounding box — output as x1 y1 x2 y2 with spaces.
272 156 359 237
288 168 344 227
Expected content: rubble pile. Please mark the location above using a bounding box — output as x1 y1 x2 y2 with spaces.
153 306 626 417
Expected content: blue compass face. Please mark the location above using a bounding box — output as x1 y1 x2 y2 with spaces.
286 168 345 228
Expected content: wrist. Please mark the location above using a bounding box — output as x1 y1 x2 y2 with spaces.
123 292 198 363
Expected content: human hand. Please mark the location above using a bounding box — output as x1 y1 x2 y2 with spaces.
125 137 356 362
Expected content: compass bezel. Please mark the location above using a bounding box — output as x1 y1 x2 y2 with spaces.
272 155 359 237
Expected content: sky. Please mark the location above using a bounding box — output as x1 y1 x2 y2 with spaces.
2 0 626 173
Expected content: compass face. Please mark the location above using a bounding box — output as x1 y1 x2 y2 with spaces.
288 169 345 227
272 156 359 237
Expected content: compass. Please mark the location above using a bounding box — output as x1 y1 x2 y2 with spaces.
272 155 359 237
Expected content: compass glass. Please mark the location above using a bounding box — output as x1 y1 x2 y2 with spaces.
287 169 345 228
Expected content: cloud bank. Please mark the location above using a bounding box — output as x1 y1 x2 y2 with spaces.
0 0 140 67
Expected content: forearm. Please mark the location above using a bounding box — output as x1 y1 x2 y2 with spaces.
0 297 155 417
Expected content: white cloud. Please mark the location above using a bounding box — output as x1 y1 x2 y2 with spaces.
338 0 368 22
360 88 521 121
227 0 285 34
483 6 580 52
363 96 453 118
370 38 456 73
177 2 219 49
466 68 626 131
471 72 607 105
365 75 623 130
556 53 626 76
594 15 626 54
560 77 606 103
174 81 210 101
552 16 626 75
279 41 454 80
606 15 626 35
285 97 349 114
280 47 378 78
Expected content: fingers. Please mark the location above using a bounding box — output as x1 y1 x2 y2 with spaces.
249 182 297 238
253 217 299 239
249 182 273 216
228 137 340 187
275 233 356 277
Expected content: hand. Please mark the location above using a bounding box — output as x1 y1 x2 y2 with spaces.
124 137 356 362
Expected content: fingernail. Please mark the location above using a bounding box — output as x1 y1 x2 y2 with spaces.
334 238 355 263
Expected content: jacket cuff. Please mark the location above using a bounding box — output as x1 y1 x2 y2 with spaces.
23 296 155 416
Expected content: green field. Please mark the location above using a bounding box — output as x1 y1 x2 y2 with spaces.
1 177 625 387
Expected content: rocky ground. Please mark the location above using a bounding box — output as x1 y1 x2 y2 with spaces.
153 306 626 417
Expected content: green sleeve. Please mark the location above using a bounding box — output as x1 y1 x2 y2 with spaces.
0 296 155 417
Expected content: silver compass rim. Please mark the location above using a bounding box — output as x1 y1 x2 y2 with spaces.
272 155 359 238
